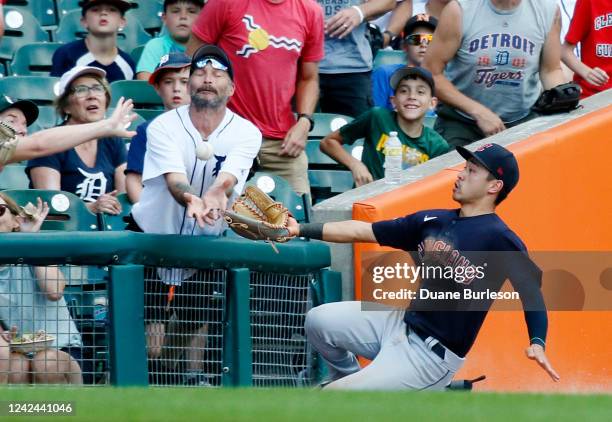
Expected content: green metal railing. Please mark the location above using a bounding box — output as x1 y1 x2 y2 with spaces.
0 231 341 386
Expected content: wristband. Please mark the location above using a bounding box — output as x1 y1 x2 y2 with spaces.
351 5 365 24
299 223 325 240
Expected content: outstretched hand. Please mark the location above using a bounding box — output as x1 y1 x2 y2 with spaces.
18 197 49 233
107 97 137 138
525 344 560 382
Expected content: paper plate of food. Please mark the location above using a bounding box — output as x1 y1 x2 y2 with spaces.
10 330 55 354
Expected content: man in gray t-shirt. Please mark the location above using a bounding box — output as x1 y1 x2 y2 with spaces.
317 0 395 117
423 0 568 147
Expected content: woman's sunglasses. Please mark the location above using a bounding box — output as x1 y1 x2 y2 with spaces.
405 33 434 46
0 204 16 218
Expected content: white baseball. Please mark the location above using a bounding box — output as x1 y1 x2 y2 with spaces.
196 142 213 160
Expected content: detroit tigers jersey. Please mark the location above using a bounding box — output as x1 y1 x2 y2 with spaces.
131 105 262 237
26 137 127 202
445 0 557 123
372 209 547 357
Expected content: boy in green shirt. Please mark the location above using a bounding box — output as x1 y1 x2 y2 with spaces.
321 67 449 186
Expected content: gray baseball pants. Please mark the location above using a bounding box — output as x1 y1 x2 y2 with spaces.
305 301 464 390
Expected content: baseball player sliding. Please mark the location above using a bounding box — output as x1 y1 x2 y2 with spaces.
285 143 559 390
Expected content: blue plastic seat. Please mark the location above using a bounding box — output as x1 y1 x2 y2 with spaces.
9 42 62 76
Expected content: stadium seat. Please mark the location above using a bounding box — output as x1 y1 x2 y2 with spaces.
9 42 62 76
126 0 163 36
246 172 309 223
55 9 152 53
2 189 100 231
309 112 353 140
98 192 132 231
130 44 146 64
110 80 163 109
5 0 58 27
132 109 164 121
0 7 50 64
0 165 30 190
0 76 60 106
308 169 355 203
373 49 406 69
29 105 61 133
305 113 360 202
56 0 79 17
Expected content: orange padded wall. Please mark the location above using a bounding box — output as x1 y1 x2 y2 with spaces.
352 106 612 392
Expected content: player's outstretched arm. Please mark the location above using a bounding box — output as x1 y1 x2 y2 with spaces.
525 343 560 382
9 98 136 163
288 218 377 243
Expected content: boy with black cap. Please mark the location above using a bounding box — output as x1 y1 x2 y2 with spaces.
372 13 438 111
288 143 559 390
0 96 39 137
126 52 191 203
136 0 203 81
321 66 449 186
51 0 136 83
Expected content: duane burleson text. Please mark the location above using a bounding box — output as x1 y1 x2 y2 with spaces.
372 288 520 300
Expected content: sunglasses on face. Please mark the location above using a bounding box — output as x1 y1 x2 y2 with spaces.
194 57 228 72
71 84 106 98
0 204 16 218
405 33 433 46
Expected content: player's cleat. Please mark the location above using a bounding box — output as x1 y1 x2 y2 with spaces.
446 375 486 391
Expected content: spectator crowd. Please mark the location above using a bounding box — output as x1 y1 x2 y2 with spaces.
0 0 610 385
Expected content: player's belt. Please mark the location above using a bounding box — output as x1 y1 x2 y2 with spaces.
409 324 446 360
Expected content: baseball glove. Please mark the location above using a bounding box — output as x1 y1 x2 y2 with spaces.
0 121 18 165
532 82 581 115
223 185 291 251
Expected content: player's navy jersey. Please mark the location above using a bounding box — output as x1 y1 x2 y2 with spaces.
372 209 546 357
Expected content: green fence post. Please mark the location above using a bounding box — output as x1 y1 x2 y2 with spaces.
320 268 342 304
223 268 252 387
108 264 148 386
311 269 343 384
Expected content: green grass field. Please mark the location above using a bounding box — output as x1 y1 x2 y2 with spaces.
0 388 610 421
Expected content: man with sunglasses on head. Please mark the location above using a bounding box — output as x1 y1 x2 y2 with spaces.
372 14 438 111
127 46 261 385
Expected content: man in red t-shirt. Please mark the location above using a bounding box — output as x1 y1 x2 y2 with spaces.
187 0 324 195
562 0 612 98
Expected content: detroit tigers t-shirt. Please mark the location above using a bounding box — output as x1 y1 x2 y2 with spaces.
444 0 557 123
372 209 546 357
26 137 127 202
191 0 325 139
51 40 136 83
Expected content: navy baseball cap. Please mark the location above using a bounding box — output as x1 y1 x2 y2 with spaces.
0 95 39 127
79 0 132 15
456 143 520 196
148 52 191 85
191 45 234 80
403 13 438 35
390 66 435 94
